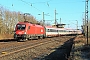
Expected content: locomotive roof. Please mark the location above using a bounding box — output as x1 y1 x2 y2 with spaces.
17 22 43 27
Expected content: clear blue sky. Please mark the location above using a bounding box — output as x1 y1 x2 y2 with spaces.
0 0 90 29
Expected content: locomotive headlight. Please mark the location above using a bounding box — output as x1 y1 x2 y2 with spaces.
24 32 26 34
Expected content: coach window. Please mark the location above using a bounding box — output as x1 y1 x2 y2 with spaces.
48 29 50 32
46 29 48 32
28 26 30 29
50 29 52 32
46 29 50 32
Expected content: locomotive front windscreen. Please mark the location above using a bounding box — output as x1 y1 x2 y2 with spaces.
16 24 26 30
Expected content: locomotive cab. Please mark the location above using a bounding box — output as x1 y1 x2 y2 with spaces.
14 24 28 41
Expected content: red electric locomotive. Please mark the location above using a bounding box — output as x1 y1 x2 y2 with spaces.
14 21 46 41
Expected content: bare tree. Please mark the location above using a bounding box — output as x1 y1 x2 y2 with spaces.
0 6 43 36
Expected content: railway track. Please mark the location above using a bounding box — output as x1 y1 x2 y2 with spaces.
0 36 75 60
0 38 56 57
